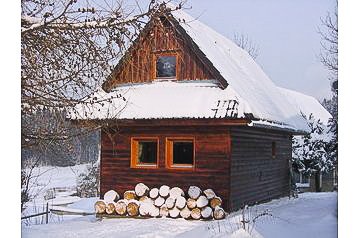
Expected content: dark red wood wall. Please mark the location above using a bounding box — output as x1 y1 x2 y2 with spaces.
229 127 291 211
100 125 232 211
104 17 217 91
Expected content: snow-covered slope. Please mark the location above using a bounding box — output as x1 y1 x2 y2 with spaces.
277 87 332 125
170 8 309 131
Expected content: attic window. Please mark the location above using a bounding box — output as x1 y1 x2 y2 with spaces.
155 54 177 79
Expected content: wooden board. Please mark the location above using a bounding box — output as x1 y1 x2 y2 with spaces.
102 15 224 91
229 127 291 211
100 125 231 211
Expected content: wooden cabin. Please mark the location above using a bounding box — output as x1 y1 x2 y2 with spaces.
72 6 311 212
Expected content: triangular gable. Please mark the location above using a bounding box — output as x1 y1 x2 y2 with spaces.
102 11 227 92
97 5 310 132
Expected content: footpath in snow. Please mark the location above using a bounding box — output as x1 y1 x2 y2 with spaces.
22 192 337 238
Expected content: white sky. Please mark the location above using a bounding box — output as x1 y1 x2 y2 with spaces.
179 0 336 101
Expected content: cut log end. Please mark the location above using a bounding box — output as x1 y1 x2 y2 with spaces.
127 200 139 217
213 206 225 220
175 196 186 209
169 187 184 199
149 188 159 199
159 185 170 198
169 207 180 218
159 204 169 217
210 197 222 209
104 190 120 203
135 183 149 197
201 206 213 219
187 198 197 209
188 186 201 200
94 200 106 214
191 207 202 220
139 203 151 217
180 206 191 219
106 202 116 214
115 200 127 215
154 196 165 207
124 190 138 201
196 195 209 208
203 189 216 200
165 197 176 209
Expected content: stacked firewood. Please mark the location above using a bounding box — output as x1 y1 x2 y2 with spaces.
94 183 226 220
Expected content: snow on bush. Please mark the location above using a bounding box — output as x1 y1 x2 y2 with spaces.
292 113 335 179
76 162 99 198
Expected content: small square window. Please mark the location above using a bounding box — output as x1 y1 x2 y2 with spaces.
166 138 194 169
131 138 159 168
156 55 176 78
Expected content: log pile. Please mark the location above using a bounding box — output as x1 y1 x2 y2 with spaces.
95 183 226 220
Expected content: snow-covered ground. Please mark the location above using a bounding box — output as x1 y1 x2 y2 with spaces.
22 164 89 223
248 192 337 238
22 192 337 238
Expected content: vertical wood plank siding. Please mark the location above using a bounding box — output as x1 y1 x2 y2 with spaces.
100 126 231 211
105 18 216 90
229 127 292 211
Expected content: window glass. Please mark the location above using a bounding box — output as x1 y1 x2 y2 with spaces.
173 141 193 165
137 141 157 164
156 55 176 78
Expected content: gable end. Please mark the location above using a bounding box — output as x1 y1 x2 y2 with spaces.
102 13 228 92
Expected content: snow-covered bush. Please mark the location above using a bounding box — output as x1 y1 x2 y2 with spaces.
292 113 335 191
76 162 99 197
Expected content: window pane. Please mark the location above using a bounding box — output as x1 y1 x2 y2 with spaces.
156 56 176 78
137 141 157 164
173 142 193 165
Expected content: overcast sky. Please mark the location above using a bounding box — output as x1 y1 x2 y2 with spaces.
177 0 336 101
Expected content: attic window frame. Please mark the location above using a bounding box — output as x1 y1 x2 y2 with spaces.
153 52 179 80
165 137 195 170
131 137 159 169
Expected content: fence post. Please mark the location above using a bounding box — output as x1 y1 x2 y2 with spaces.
46 203 49 224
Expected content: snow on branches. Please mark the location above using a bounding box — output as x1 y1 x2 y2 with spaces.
21 0 182 147
292 113 334 176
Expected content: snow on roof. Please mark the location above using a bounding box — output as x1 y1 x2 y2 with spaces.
70 6 315 133
169 8 309 131
71 81 253 120
277 87 332 125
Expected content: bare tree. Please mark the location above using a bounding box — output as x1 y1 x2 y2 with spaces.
318 2 338 179
319 4 338 93
21 0 182 148
234 33 260 59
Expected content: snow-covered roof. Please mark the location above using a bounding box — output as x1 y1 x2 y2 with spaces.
168 8 309 131
71 81 251 120
277 87 332 125
70 6 316 133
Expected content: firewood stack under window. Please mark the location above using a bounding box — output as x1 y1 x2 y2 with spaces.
94 183 226 220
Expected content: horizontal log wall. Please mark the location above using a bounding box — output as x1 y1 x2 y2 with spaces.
229 127 291 211
100 126 231 211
